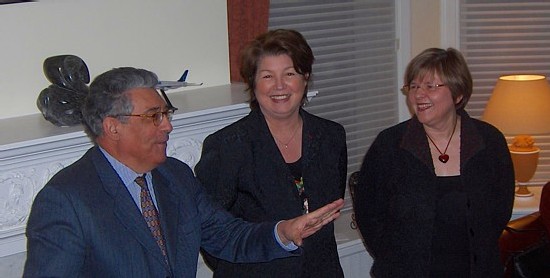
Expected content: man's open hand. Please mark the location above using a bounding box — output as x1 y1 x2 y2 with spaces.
277 198 344 246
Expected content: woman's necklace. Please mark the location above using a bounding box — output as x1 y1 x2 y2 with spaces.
425 118 458 163
273 121 301 149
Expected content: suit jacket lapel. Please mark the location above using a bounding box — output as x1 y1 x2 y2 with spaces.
252 110 288 169
152 169 180 269
300 110 321 178
248 110 299 203
90 147 170 269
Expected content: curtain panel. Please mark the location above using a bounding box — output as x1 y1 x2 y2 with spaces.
227 0 269 82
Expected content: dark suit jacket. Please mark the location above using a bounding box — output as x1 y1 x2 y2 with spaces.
23 146 294 278
195 108 347 278
354 110 515 277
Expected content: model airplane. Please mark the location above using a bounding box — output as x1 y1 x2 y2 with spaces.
155 70 203 90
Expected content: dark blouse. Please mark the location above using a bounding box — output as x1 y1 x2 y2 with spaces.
288 157 302 178
430 175 470 277
288 158 308 215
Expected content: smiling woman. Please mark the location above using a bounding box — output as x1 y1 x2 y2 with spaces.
353 47 515 277
195 29 347 278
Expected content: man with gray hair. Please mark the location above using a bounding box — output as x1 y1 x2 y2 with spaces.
23 67 343 278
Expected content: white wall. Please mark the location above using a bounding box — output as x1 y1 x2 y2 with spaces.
0 0 229 120
410 0 441 57
398 0 442 122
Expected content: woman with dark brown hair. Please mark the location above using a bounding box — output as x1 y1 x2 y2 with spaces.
195 29 347 278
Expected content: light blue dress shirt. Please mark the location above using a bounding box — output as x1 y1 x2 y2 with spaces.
99 147 157 211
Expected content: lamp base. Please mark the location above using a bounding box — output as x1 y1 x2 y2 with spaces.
509 141 539 199
515 185 534 197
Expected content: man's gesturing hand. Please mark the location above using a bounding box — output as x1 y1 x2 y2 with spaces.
277 198 344 246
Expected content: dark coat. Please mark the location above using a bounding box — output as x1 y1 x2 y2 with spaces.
195 108 347 278
24 147 294 278
353 110 515 278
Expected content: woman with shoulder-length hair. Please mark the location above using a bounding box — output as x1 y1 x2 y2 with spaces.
353 47 515 277
195 29 347 278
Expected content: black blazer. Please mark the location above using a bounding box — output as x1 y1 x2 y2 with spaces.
195 108 347 278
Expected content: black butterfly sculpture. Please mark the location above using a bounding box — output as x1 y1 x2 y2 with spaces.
37 55 89 126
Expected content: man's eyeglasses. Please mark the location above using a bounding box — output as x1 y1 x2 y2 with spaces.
402 83 446 93
120 108 178 126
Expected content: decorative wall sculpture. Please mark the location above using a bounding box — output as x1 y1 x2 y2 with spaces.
36 55 90 127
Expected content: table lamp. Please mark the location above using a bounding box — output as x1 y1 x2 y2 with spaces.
482 75 550 197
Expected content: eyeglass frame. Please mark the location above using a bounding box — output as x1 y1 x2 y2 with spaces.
402 83 446 93
118 107 178 126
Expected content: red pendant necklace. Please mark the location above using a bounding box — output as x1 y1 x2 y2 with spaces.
426 118 458 163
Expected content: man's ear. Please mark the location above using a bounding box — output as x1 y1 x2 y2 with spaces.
103 117 121 140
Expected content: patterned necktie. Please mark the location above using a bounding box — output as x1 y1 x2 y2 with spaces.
135 175 168 261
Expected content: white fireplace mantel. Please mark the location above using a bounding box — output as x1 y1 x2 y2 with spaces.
0 84 371 278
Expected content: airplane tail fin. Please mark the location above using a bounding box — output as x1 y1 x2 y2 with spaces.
177 70 189 82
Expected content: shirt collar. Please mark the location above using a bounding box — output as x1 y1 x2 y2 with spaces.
98 146 150 187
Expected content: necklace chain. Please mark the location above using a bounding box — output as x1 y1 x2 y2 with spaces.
273 121 301 149
425 118 458 163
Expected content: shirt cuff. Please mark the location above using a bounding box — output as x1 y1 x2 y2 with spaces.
274 221 298 251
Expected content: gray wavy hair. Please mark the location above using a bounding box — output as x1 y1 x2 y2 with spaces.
82 67 158 140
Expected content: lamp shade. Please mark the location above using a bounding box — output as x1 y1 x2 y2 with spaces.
482 75 550 135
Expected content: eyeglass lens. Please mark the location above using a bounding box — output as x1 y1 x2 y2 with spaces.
153 110 175 126
404 83 443 92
